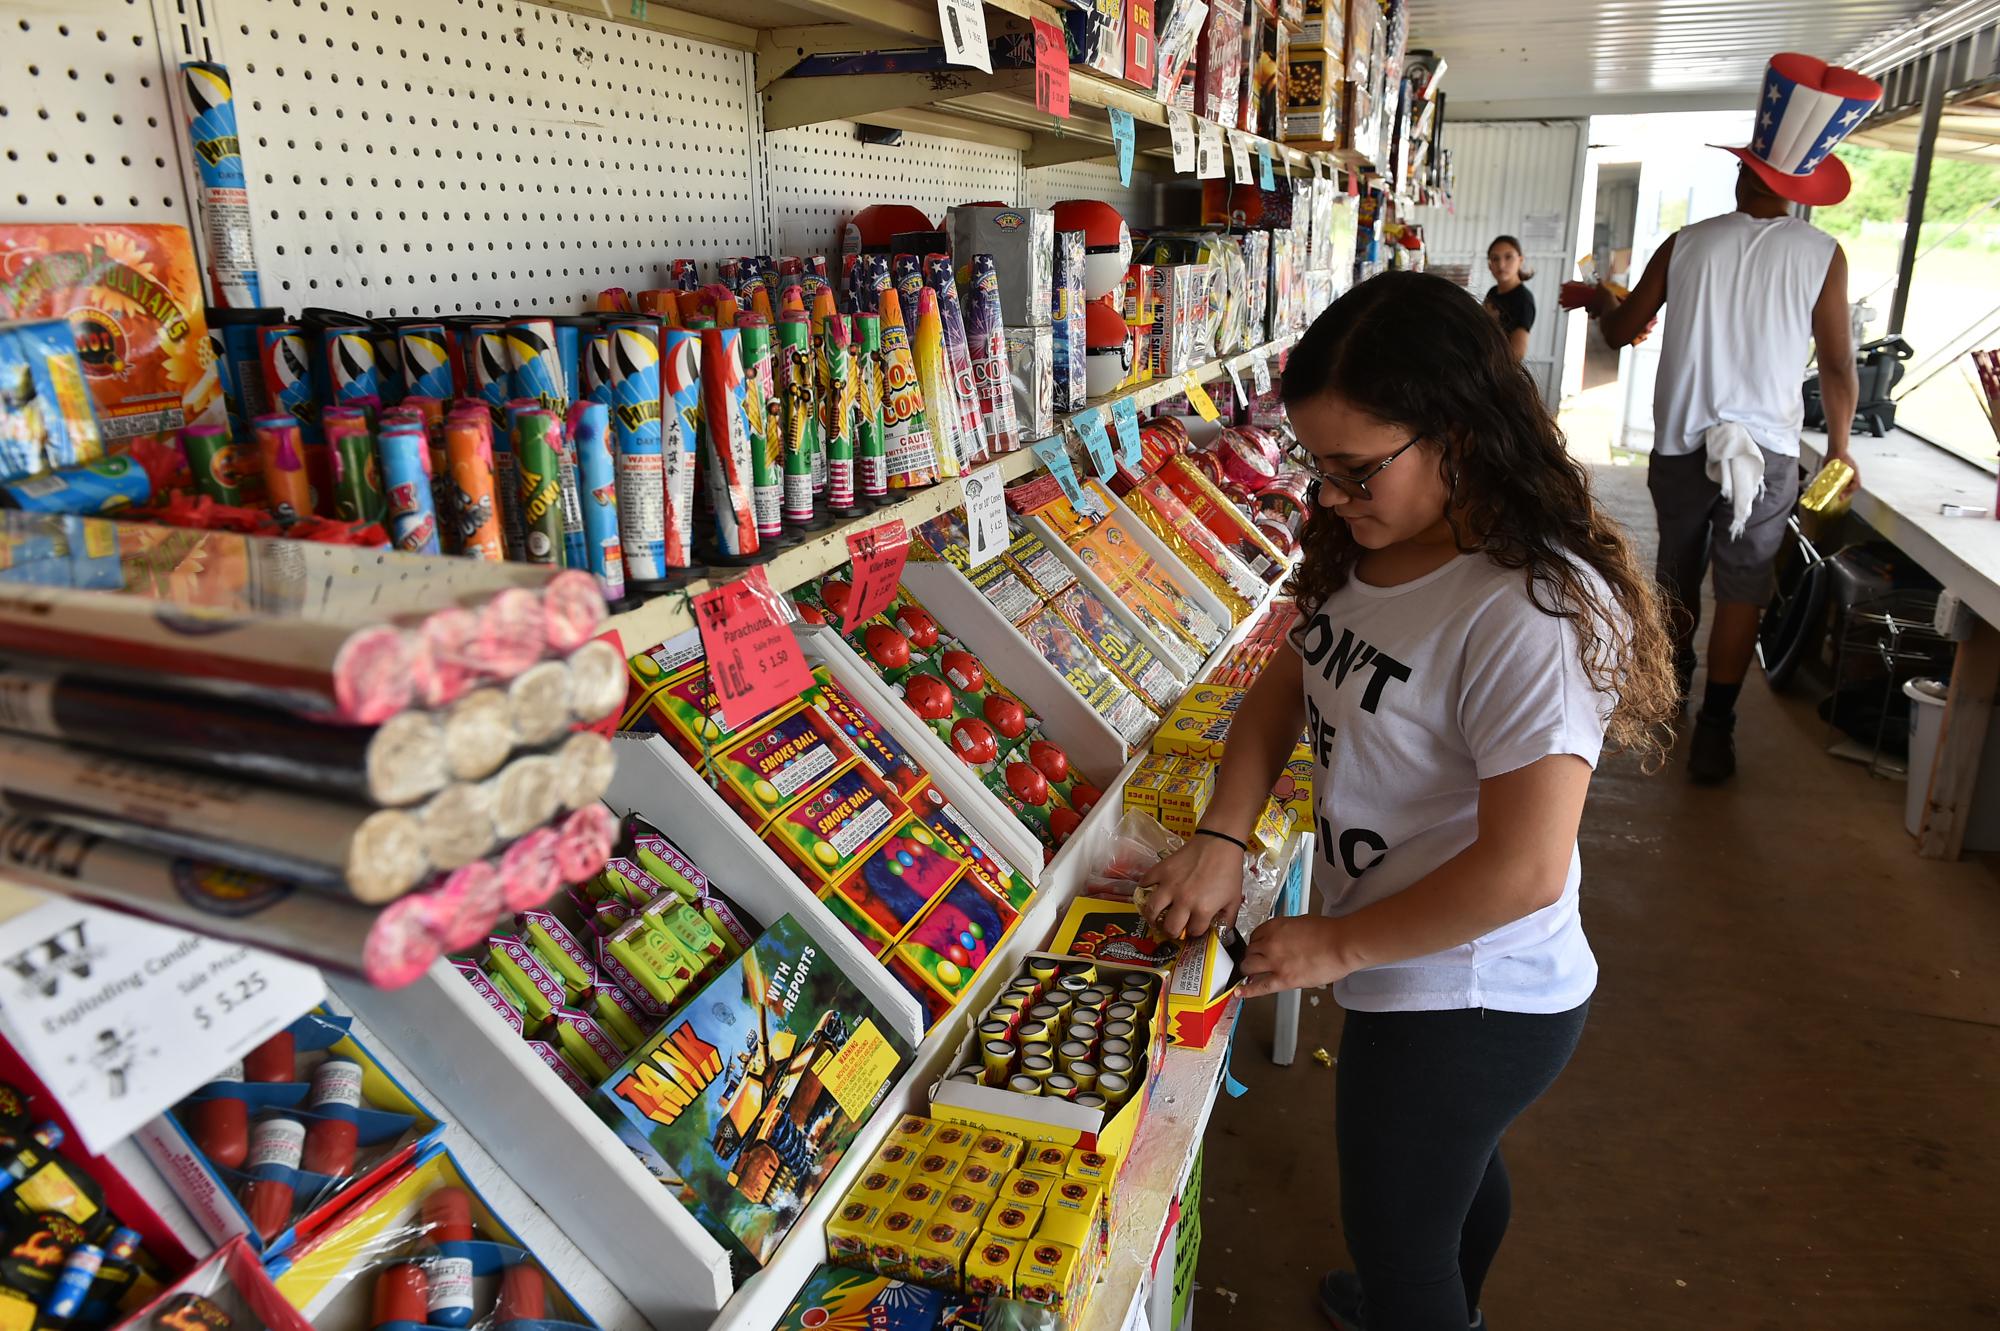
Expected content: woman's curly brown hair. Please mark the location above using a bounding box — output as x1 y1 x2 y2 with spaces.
1281 270 1678 768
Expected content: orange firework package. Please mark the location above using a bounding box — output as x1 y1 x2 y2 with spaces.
0 224 223 442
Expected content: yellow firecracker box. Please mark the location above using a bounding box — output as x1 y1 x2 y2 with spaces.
1021 1143 1072 1177
1177 684 1244 716
1122 761 1166 818
998 1171 1051 1208
885 1114 936 1150
1156 772 1214 837
929 1123 976 1154
970 1131 1025 1170
868 1204 931 1280
849 1164 906 1209
964 1233 1025 1299
913 1148 964 1188
1066 1149 1116 1184
937 1188 991 1230
986 1199 1042 1241
1035 1198 1096 1254
1050 898 1245 1049
954 1158 1006 1195
895 1178 948 1215
911 1213 978 1287
1151 709 1233 760
826 1198 883 1265
1015 1238 1091 1316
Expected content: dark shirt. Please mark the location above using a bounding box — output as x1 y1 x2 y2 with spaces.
1486 284 1536 335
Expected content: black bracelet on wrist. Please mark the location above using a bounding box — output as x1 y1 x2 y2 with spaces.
1193 828 1248 852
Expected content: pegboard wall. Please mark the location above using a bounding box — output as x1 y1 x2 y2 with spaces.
2 0 1165 317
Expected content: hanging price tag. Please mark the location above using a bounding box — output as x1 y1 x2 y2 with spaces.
1196 119 1224 180
1225 355 1248 403
1258 143 1277 190
1230 132 1255 185
1183 373 1223 422
843 518 911 632
1110 396 1143 467
1347 166 1360 197
937 0 992 73
1031 435 1095 515
692 567 814 730
1109 107 1136 186
1169 110 1196 173
1032 18 1071 118
961 464 1008 570
1072 406 1118 482
0 898 325 1154
1250 351 1272 395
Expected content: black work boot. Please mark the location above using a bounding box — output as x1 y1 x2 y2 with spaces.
1688 710 1737 784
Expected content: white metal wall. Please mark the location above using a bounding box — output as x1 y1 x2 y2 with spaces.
762 121 1024 257
1025 159 1159 219
1408 119 1588 407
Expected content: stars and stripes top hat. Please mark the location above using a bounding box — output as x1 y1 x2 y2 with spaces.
1718 53 1883 206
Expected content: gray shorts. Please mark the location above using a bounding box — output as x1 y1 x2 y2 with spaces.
1647 445 1801 608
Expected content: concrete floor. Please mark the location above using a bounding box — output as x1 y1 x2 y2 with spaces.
1193 462 2000 1330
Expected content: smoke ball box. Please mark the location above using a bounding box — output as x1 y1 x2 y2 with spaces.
600 914 914 1269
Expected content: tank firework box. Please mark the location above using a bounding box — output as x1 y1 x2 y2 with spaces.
601 913 913 1269
0 224 223 441
1051 897 1246 1047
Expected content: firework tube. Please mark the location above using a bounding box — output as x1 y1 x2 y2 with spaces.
252 414 308 519
563 640 625 726
553 732 617 812
892 253 927 348
300 1058 361 1177
511 409 566 566
598 287 633 314
473 586 549 681
401 395 454 554
659 328 703 570
580 330 615 408
733 317 787 545
774 315 823 529
554 802 616 884
494 1263 547 1328
324 410 385 523
380 424 441 555
417 779 496 871
671 258 701 291
698 325 760 562
443 409 505 561
926 255 985 465
323 327 383 410
0 662 448 805
507 659 571 748
606 322 668 587
416 1188 477 1329
182 423 247 505
0 730 428 899
820 313 862 515
852 312 889 500
243 1115 305 1239
260 325 318 442
539 570 607 654
877 287 940 488
440 687 510 782
505 319 569 416
209 308 280 447
375 1265 431 1331
472 329 526 555
399 323 456 401
550 418 589 572
965 252 1023 456
179 63 262 308
911 287 964 481
566 401 625 602
809 290 842 502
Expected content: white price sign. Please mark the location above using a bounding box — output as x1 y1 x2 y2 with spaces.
1250 351 1272 395
1169 110 1197 173
0 898 324 1152
937 0 992 72
961 464 1008 569
1196 120 1224 180
1230 131 1255 185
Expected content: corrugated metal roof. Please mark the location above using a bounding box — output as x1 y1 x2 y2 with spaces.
1406 0 1942 118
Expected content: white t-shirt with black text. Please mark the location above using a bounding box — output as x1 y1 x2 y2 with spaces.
1291 553 1611 1014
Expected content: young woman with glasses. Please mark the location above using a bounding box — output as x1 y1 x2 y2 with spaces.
1139 271 1676 1330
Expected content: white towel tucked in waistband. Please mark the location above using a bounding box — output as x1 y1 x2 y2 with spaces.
1704 422 1765 540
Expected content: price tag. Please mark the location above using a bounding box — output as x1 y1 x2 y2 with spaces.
1196 120 1224 180
1231 132 1254 185
937 0 992 73
0 897 324 1154
1347 166 1359 197
1109 107 1136 186
1225 355 1248 403
1258 143 1276 190
1032 18 1071 119
1183 373 1223 422
1031 435 1094 515
961 464 1008 570
692 566 815 730
1250 351 1272 395
842 519 911 633
1169 110 1196 173
1071 406 1117 482
1110 396 1143 467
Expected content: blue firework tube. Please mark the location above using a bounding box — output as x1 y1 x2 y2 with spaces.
581 330 615 408
323 326 382 410
488 395 530 560
698 325 759 560
470 324 513 428
209 321 245 446
179 62 262 308
735 318 784 542
259 324 320 443
380 423 441 554
568 401 625 601
607 321 667 584
775 315 820 530
399 323 456 401
513 409 566 566
0 454 152 514
660 328 704 568
671 259 702 292
552 316 593 408
371 326 405 406
892 253 926 348
506 318 569 416
926 254 984 463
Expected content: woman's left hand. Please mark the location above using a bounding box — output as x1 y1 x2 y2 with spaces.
1239 915 1354 998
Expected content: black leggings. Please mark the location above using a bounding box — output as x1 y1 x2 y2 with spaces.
1336 1002 1590 1330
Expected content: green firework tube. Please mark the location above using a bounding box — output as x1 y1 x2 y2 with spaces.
820 314 862 516
324 410 384 524
852 312 889 501
182 423 246 506
734 318 787 545
775 315 824 530
513 408 566 565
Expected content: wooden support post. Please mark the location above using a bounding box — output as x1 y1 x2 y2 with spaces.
1918 619 2000 859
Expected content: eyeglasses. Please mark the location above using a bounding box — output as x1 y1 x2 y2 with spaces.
1289 434 1424 501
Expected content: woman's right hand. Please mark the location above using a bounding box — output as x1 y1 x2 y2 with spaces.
1137 835 1248 941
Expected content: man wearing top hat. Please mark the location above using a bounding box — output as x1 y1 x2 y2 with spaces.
1564 53 1882 785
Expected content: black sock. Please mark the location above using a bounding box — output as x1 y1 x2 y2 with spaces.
1701 680 1742 721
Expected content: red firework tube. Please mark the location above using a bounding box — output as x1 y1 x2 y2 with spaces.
779 285 807 322
474 587 549 681
430 857 507 951
300 1058 362 1176
361 889 448 989
541 569 607 654
373 1264 430 1331
188 1085 249 1168
243 1031 296 1083
494 1263 548 1327
553 803 616 883
419 606 480 708
500 826 561 911
698 325 760 561
243 1115 305 1239
598 287 633 314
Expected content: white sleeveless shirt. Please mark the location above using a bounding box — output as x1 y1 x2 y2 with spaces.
1652 211 1837 459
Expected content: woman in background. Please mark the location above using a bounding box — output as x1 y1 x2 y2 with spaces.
1484 235 1535 360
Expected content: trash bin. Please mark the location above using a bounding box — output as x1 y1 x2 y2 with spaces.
1903 678 1948 837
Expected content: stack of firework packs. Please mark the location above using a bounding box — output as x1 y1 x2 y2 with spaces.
620 629 1035 1028
1106 415 1293 604
454 814 755 1097
908 508 1179 748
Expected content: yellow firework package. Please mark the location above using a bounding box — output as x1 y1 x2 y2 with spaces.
824 1198 883 1265
0 224 222 442
1015 1237 1090 1315
963 1233 1024 1298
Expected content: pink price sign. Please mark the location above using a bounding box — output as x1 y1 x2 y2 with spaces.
842 518 911 633
692 566 814 730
